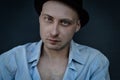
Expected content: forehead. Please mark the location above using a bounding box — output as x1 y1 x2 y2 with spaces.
41 1 78 20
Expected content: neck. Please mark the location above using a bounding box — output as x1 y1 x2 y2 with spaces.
41 45 70 60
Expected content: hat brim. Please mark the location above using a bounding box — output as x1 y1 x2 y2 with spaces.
34 0 89 27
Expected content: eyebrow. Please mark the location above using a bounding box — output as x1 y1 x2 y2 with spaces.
41 13 74 21
41 13 53 18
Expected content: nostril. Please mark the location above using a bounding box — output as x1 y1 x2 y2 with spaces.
51 30 58 35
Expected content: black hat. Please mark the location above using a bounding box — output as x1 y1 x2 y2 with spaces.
34 0 89 27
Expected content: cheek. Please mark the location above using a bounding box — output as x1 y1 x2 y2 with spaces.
60 27 76 39
40 23 48 38
40 27 48 36
40 19 50 33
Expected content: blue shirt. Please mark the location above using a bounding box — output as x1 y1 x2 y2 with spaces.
0 40 110 80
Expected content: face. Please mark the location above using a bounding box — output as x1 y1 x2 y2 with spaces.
39 1 81 51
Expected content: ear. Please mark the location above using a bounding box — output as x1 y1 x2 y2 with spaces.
39 13 42 24
75 20 81 32
39 15 41 24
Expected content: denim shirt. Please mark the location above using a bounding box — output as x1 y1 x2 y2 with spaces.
0 40 110 80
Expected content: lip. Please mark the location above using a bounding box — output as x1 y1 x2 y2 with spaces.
47 38 61 44
48 39 60 42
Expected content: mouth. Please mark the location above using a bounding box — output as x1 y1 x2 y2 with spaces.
47 38 61 44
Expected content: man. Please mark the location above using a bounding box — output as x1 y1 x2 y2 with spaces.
0 0 110 80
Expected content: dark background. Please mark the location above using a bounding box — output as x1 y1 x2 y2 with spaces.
0 0 120 80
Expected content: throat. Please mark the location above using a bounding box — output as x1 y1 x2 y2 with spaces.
37 55 68 80
42 45 69 60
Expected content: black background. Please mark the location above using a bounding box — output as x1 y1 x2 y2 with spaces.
0 0 120 80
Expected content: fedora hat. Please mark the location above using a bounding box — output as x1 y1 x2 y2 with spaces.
34 0 89 27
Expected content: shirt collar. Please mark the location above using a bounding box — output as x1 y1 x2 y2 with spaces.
27 40 87 66
68 40 87 65
27 40 42 64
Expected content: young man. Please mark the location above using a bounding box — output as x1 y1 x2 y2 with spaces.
0 0 110 80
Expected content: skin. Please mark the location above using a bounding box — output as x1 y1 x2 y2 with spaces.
37 1 81 80
40 1 81 53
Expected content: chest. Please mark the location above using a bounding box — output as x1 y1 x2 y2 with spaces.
37 58 68 80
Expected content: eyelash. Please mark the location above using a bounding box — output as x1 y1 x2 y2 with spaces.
61 21 71 26
43 16 53 23
43 16 72 26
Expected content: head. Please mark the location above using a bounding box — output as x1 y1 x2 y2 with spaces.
34 0 89 51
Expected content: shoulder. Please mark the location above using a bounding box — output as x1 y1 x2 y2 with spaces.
0 41 40 67
71 41 110 79
72 41 109 65
0 41 39 57
0 41 41 79
72 41 109 76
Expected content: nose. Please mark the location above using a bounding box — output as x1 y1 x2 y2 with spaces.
50 22 59 37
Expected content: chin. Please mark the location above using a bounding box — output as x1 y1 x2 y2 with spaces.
45 43 66 51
